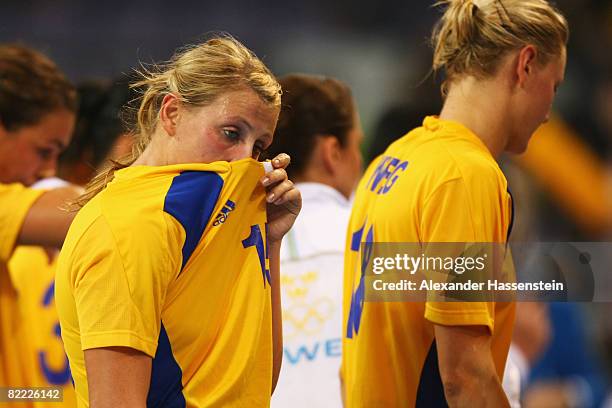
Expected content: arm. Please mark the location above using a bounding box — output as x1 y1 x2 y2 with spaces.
421 173 512 406
339 369 346 407
269 241 283 394
18 185 82 248
261 153 302 394
434 324 510 408
85 347 151 408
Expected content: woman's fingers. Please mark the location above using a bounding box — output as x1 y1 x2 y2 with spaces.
272 188 301 214
260 151 301 218
260 153 291 187
261 168 288 188
266 179 294 203
271 153 290 169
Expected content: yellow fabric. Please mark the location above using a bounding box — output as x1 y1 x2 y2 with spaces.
0 183 44 262
342 116 515 407
0 183 44 408
8 247 77 407
516 117 611 236
56 159 272 407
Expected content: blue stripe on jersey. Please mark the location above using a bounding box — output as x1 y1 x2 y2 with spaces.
163 171 224 271
415 341 448 408
506 188 515 243
147 323 186 408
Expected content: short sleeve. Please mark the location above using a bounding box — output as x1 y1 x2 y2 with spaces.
69 214 181 357
0 183 45 262
420 176 505 331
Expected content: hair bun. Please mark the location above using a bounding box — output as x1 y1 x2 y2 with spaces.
431 0 568 95
454 0 480 40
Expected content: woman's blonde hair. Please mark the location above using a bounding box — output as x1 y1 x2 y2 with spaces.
74 34 281 208
432 0 569 94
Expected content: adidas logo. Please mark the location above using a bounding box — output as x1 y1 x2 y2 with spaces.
213 200 236 226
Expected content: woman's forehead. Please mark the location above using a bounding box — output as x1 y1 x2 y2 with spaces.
210 90 278 122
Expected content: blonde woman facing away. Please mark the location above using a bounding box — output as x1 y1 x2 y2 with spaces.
342 1 568 407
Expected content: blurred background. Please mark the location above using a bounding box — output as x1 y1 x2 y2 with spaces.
2 0 611 406
1 0 610 146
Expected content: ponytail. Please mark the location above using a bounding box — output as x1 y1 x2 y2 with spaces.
432 0 568 94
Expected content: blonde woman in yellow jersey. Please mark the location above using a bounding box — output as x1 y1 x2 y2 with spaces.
0 45 80 398
55 35 301 407
342 1 568 407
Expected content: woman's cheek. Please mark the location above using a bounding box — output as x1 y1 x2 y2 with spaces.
196 132 236 162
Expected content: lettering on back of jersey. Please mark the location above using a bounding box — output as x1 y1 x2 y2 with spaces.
213 199 236 226
366 155 408 195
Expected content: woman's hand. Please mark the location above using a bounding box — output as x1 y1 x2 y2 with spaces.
261 153 301 243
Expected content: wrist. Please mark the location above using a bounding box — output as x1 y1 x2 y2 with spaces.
268 239 282 250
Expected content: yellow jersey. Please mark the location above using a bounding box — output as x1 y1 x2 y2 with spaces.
56 159 273 407
342 116 515 407
8 247 77 407
0 183 44 408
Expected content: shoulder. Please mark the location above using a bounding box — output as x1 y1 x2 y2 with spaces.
422 155 507 212
0 183 45 261
102 168 231 263
70 174 189 260
415 130 507 200
161 170 225 234
0 182 45 209
60 201 181 288
98 169 224 232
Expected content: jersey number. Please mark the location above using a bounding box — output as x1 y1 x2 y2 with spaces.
242 224 271 287
346 221 374 339
39 281 72 385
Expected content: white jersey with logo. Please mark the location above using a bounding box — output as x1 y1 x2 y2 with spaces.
272 182 350 408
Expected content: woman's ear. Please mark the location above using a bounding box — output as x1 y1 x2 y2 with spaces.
516 45 538 88
319 135 341 175
159 93 180 137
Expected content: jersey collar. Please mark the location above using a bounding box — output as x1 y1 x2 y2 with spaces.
423 116 493 157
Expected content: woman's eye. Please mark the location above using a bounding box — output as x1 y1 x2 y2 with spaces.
223 129 240 141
